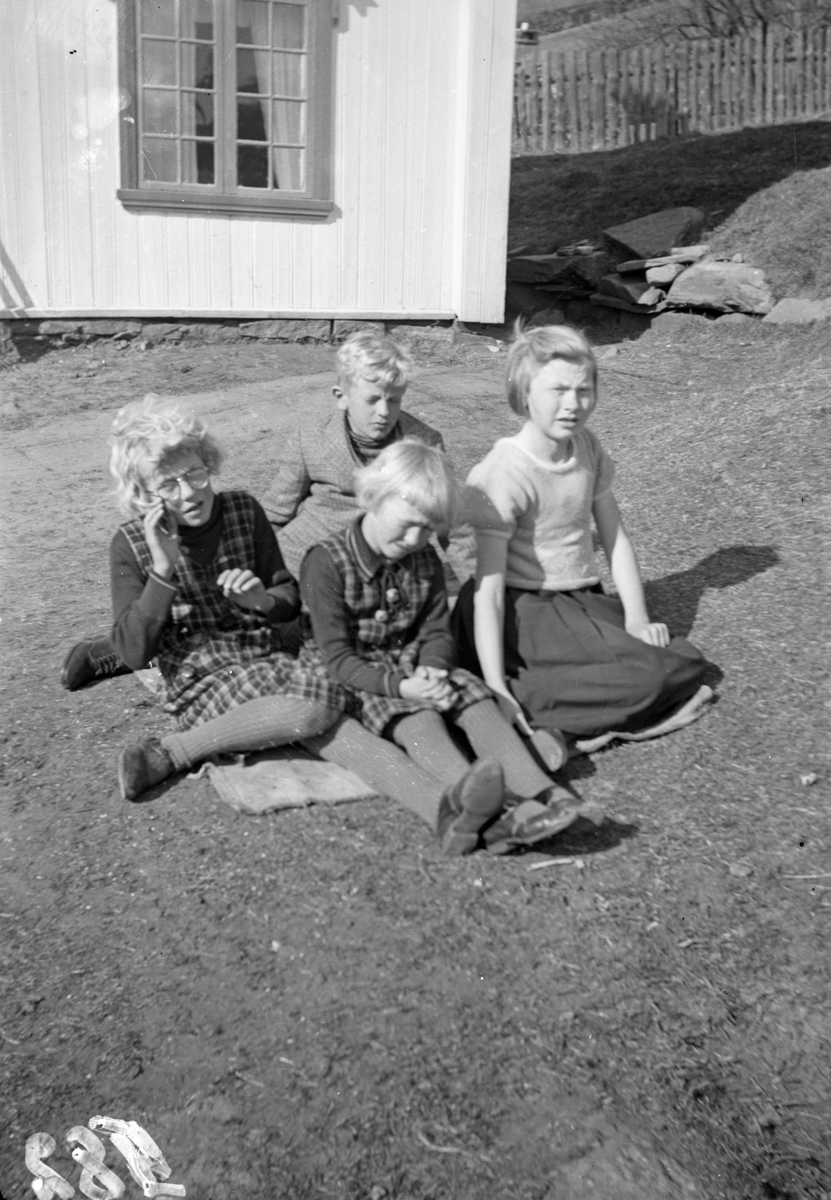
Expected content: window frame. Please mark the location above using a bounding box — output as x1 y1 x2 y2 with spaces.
116 0 335 218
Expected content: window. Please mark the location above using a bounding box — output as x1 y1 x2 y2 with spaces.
117 0 334 217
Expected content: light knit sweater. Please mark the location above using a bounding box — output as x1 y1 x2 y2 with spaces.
464 430 615 591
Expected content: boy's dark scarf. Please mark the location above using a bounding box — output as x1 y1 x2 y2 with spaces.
345 415 401 465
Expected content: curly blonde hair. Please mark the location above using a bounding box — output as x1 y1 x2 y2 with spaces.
109 394 223 516
506 321 598 415
354 439 459 534
336 328 413 392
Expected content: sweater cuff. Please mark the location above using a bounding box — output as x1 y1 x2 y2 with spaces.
139 573 178 619
388 669 408 697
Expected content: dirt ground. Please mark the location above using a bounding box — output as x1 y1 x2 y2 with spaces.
1 314 829 1200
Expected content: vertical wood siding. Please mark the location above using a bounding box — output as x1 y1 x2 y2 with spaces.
0 0 516 322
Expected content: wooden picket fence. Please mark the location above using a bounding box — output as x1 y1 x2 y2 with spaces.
514 23 831 153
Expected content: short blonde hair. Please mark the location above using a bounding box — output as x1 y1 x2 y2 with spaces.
109 394 223 516
354 439 459 533
506 321 598 415
336 328 412 391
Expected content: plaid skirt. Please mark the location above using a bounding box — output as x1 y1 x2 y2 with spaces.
163 630 351 731
299 638 491 737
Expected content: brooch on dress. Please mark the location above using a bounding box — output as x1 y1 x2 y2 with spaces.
374 587 401 623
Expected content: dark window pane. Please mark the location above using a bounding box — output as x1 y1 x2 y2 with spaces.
237 95 268 140
273 4 305 50
181 0 214 39
183 139 215 183
142 40 177 87
196 141 215 184
182 43 214 89
142 137 178 182
272 52 304 97
143 88 178 136
140 0 175 37
272 100 304 143
237 143 270 188
183 91 213 136
237 1 270 45
237 47 269 93
272 146 303 190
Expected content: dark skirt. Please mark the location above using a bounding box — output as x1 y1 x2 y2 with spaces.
451 578 706 738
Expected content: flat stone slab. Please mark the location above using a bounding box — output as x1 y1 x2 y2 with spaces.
507 254 580 284
603 208 705 259
206 748 378 815
667 261 773 314
762 297 831 324
597 273 655 304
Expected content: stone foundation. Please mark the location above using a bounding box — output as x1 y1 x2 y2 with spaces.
0 316 463 356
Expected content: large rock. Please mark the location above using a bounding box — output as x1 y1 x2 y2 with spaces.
762 297 831 324
646 262 686 285
597 273 655 304
141 322 186 345
507 254 579 285
603 207 705 259
79 319 142 339
37 319 84 337
238 318 331 342
651 311 711 333
332 319 385 341
667 261 773 314
0 321 20 364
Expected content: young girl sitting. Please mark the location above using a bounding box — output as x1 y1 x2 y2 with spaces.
110 396 353 801
453 324 712 751
299 439 589 854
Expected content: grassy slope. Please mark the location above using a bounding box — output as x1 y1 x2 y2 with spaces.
709 165 831 298
510 120 831 296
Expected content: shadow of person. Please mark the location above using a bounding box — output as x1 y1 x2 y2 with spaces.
518 816 639 860
644 545 780 639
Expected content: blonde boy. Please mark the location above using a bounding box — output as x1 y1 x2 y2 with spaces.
262 328 443 577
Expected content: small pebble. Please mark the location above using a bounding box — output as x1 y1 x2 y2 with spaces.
729 862 753 878
800 772 818 786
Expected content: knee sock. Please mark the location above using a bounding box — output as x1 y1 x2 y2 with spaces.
390 710 472 787
455 699 552 799
162 697 341 771
301 716 446 829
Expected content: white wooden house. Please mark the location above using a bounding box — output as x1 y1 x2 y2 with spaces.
0 0 517 324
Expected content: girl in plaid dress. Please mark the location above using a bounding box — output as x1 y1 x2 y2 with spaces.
111 397 349 801
300 440 590 854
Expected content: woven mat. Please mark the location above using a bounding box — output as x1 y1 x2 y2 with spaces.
204 747 378 815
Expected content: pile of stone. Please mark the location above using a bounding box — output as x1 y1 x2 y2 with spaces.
507 205 829 326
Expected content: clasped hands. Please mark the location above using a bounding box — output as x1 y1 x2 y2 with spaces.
398 665 458 710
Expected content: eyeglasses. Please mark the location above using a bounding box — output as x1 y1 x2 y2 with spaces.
154 466 210 500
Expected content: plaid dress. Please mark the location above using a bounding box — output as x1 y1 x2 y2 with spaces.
119 491 349 731
300 521 490 737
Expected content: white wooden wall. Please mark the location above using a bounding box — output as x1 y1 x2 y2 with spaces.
0 0 516 322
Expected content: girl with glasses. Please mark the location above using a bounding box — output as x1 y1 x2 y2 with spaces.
110 395 351 801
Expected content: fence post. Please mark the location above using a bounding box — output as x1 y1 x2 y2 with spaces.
724 35 733 130
590 48 604 149
654 41 667 136
753 25 763 124
552 50 566 152
565 48 578 151
540 48 551 152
